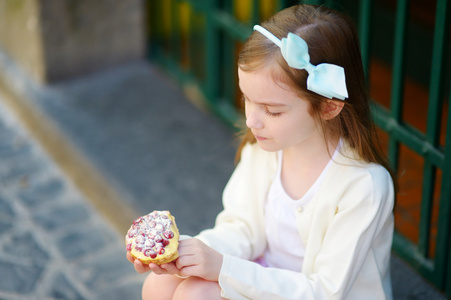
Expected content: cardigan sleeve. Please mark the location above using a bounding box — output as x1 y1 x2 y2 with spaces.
217 163 394 300
195 143 275 260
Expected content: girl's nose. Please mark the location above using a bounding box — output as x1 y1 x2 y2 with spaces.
245 107 263 129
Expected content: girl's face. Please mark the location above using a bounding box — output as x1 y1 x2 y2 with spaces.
238 67 321 153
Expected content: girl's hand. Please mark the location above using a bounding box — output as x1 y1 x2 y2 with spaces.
126 251 180 275
176 238 223 281
127 251 151 273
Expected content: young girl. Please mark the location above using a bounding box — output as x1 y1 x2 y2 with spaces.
127 4 395 300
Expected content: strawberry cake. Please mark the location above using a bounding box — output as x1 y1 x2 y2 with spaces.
125 210 180 265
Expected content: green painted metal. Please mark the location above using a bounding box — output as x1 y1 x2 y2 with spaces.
369 0 450 290
357 0 372 81
251 0 260 23
170 2 182 66
212 11 251 44
147 0 451 295
372 105 445 168
420 0 450 287
444 84 451 295
387 0 409 171
205 0 219 103
301 0 324 5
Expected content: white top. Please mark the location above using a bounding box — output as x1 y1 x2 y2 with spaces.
263 145 340 271
196 141 394 300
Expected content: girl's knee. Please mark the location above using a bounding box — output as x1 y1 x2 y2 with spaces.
142 273 183 300
173 277 223 300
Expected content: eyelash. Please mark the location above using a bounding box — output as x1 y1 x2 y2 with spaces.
265 108 282 117
243 96 282 117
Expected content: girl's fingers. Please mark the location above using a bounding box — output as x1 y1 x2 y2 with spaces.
160 262 180 274
148 263 171 275
175 253 196 270
126 251 134 263
127 250 181 275
175 239 223 281
134 259 152 273
128 238 222 279
127 252 150 273
178 265 199 278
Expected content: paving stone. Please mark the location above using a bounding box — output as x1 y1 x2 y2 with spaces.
0 158 46 187
0 260 44 294
33 204 90 231
2 232 49 266
391 254 447 300
0 220 13 237
56 228 112 261
0 128 15 144
0 195 15 236
48 273 87 300
0 194 15 219
76 249 137 292
19 177 65 208
0 138 32 159
97 281 143 300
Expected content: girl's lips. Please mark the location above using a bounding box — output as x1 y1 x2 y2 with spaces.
255 135 267 141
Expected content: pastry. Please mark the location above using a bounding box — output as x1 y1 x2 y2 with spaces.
125 210 180 264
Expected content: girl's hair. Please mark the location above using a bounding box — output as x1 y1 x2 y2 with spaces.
236 4 395 185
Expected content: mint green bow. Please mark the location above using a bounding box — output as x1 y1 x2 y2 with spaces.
254 25 348 100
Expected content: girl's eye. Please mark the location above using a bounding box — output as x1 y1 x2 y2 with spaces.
265 107 282 117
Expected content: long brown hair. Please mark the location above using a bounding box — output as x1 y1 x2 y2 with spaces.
236 4 395 186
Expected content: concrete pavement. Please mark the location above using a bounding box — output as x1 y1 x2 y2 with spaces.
0 98 144 299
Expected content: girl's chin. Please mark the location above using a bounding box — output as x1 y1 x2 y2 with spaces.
256 140 281 152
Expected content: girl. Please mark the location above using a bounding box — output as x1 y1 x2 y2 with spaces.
127 4 395 300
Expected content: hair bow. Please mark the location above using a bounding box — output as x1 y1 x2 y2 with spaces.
253 25 348 100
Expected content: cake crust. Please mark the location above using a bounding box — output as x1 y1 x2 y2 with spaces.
125 210 180 265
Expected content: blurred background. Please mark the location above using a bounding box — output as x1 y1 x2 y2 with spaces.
0 0 450 299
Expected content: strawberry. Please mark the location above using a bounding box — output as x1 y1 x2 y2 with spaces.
163 231 174 239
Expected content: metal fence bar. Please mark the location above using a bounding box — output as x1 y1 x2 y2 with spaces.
418 0 450 263
205 0 220 103
372 104 445 167
444 86 451 295
170 1 181 65
220 1 237 111
427 0 451 289
358 0 372 82
212 11 252 41
205 1 247 124
392 230 434 274
251 0 260 23
280 0 298 8
301 0 324 5
188 5 199 80
425 0 449 145
148 0 164 56
387 0 410 170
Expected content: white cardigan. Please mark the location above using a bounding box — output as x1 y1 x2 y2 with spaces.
196 142 394 300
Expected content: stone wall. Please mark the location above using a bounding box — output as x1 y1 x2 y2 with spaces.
0 0 145 83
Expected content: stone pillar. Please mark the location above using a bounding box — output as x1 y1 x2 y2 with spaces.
0 0 46 82
0 0 145 83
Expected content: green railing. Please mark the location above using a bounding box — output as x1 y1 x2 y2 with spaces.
147 0 451 295
370 0 451 293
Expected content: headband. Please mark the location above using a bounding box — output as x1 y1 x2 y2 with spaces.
253 25 348 100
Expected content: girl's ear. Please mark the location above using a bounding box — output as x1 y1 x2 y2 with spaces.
321 100 345 120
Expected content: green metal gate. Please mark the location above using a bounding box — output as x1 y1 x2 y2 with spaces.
147 0 451 295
